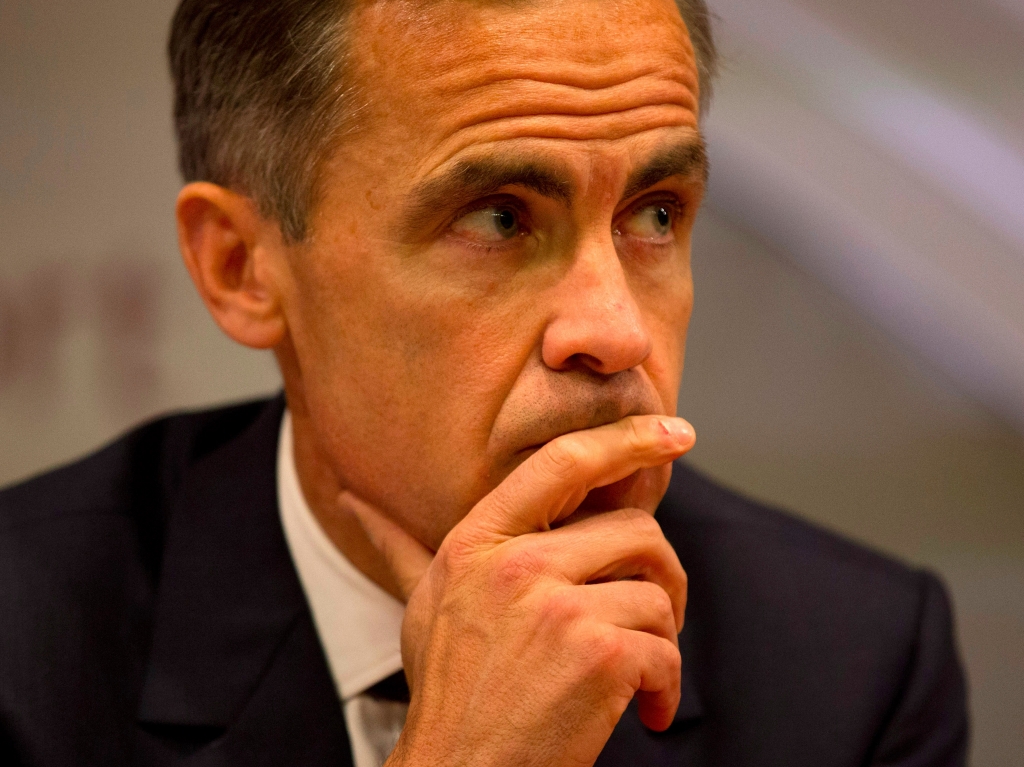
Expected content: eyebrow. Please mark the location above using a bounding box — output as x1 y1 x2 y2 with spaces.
403 158 574 236
622 137 708 201
401 136 707 237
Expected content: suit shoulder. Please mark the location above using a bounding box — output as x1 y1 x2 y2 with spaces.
658 464 966 762
0 398 278 762
0 396 278 531
660 460 928 603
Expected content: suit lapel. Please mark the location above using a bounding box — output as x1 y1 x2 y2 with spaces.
135 396 352 766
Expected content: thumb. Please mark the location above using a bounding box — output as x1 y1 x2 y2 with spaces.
339 491 434 601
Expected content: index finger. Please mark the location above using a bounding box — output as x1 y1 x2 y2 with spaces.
460 415 695 541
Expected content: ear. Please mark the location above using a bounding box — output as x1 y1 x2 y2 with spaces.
175 182 288 349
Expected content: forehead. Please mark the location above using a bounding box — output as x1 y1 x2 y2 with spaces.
347 0 701 178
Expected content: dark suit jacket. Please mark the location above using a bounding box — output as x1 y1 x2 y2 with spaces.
0 396 968 766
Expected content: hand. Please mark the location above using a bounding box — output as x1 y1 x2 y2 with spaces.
340 415 695 767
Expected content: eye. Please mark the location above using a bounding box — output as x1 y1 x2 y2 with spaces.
616 202 676 241
451 205 523 243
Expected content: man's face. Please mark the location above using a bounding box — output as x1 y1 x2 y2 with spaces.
278 0 704 549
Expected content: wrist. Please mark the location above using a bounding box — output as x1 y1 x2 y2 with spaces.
385 719 496 767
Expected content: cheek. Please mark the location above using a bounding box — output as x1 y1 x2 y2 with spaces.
282 244 541 541
288 235 542 455
634 255 693 406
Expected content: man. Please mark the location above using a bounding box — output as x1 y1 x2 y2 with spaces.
0 0 968 765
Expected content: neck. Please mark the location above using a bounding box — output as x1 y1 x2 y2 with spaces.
283 384 405 603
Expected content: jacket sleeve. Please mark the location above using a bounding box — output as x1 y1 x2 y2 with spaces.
869 571 969 767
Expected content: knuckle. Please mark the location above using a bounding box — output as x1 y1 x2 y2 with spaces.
620 507 661 537
623 416 648 451
539 437 585 481
436 533 476 572
489 544 547 596
537 588 583 628
661 640 683 675
427 550 463 594
651 640 682 685
650 584 674 621
586 627 628 675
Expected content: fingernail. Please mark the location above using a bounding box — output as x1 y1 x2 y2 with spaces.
659 418 695 447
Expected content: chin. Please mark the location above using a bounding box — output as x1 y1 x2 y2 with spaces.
578 464 674 516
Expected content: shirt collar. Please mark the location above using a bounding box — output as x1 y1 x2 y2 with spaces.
277 410 405 701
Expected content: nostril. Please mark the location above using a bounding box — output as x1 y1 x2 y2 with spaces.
564 353 611 375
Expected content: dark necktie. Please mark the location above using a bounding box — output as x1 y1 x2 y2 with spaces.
365 670 410 703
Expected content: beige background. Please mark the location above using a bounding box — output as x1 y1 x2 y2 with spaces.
1 0 1021 764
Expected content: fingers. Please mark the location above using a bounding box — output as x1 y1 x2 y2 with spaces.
572 580 681 644
524 508 687 632
341 491 434 601
627 630 682 732
463 415 695 540
536 581 682 730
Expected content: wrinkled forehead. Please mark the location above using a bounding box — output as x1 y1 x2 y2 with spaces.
347 0 701 176
351 0 696 74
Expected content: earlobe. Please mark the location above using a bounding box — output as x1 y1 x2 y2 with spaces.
176 182 287 350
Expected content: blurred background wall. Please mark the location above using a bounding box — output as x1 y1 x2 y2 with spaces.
1 0 1021 763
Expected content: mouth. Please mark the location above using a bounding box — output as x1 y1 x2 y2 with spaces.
508 412 665 514
489 365 667 487
492 415 674 518
513 402 659 460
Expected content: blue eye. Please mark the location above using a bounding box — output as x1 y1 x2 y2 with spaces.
642 204 673 236
494 208 519 237
618 203 676 241
655 206 671 230
452 205 521 243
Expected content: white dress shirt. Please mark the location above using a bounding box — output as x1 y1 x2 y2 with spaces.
277 411 408 767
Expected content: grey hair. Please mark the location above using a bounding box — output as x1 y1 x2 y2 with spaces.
169 0 717 243
676 0 719 114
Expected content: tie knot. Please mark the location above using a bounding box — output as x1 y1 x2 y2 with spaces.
364 670 410 703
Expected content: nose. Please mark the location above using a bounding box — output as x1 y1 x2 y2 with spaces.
541 239 653 376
